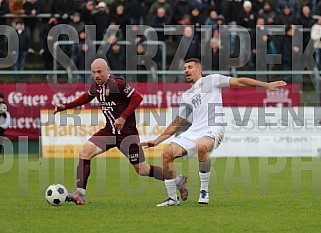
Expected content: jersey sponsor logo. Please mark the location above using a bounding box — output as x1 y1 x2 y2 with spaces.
101 101 116 112
191 93 202 108
101 101 116 107
102 106 114 111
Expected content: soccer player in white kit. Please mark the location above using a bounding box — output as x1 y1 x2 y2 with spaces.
141 58 287 207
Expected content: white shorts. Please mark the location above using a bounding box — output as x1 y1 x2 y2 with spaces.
172 126 225 158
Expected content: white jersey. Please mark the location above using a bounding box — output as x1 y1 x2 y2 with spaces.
177 74 230 140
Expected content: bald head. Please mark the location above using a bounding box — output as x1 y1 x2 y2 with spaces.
91 58 110 85
91 58 108 70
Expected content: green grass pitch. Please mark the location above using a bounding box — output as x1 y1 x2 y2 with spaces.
1 154 321 232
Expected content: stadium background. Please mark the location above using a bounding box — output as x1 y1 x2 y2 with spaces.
0 0 320 153
2 2 321 232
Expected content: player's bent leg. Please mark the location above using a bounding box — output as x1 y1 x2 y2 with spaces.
196 137 214 205
156 143 188 206
81 140 103 160
196 137 214 162
132 162 150 176
131 162 163 181
162 143 186 179
67 141 103 205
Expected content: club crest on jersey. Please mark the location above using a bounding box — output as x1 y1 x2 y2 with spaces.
105 87 110 97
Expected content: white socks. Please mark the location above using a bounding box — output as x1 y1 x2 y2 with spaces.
165 179 178 201
77 188 86 195
199 172 210 192
175 176 180 185
164 173 210 200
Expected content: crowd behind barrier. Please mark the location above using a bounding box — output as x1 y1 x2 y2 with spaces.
1 0 321 84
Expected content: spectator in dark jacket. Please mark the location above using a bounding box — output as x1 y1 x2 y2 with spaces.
279 0 301 19
190 7 205 36
209 36 220 70
221 0 243 24
150 7 169 69
258 1 277 25
93 2 110 41
298 5 315 50
110 4 130 38
39 17 57 69
317 1 321 16
23 0 40 54
0 0 9 26
109 0 130 19
176 25 200 61
71 30 95 83
130 44 151 82
147 0 172 25
54 0 76 58
38 0 55 54
54 0 76 24
80 1 95 25
280 24 300 82
0 0 9 57
277 4 297 25
106 42 126 75
237 1 257 30
69 12 85 34
204 9 218 29
151 7 170 40
175 25 200 82
173 0 191 24
9 22 31 79
187 0 208 13
38 0 54 14
252 0 265 13
251 17 277 69
128 0 145 24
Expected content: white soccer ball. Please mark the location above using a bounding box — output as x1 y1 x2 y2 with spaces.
45 184 68 206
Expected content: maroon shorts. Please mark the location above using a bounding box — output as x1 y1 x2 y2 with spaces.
89 127 145 164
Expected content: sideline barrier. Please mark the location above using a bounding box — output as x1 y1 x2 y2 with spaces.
40 107 321 158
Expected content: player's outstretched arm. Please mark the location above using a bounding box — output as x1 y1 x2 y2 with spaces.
53 93 95 115
54 104 66 114
140 116 186 148
229 78 287 90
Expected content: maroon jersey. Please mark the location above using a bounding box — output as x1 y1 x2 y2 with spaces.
88 75 138 135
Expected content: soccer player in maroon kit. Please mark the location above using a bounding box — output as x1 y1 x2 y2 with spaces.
54 58 188 205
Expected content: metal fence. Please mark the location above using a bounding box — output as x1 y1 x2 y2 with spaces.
53 40 166 80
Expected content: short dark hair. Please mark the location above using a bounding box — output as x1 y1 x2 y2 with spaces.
184 58 201 64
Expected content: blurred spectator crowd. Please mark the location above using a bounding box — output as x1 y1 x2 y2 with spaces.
1 0 321 82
